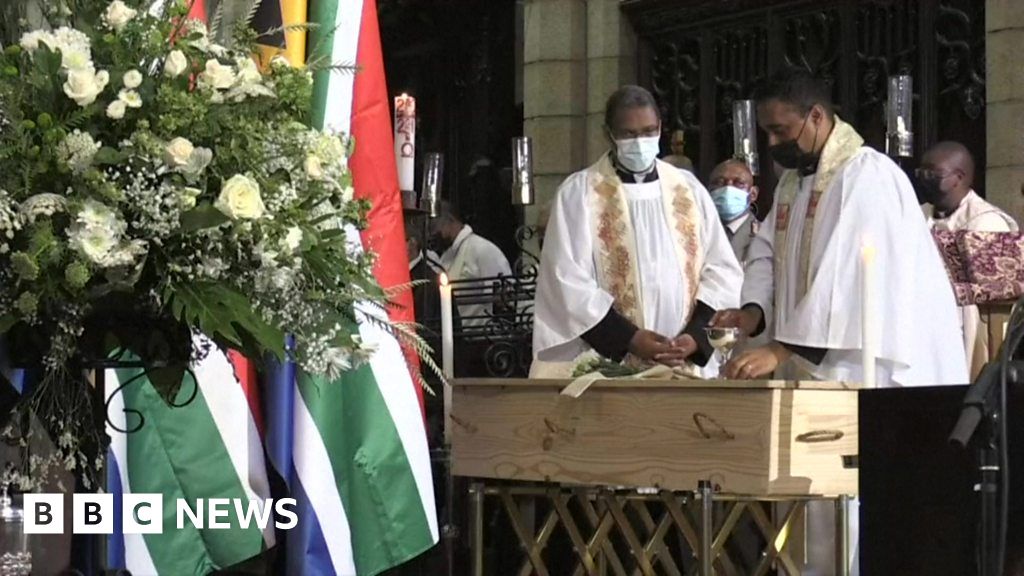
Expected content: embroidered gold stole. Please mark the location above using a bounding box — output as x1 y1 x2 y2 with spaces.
586 154 703 330
773 118 864 302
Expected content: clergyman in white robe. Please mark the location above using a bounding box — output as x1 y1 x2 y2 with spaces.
928 190 1019 379
741 118 968 387
531 154 743 378
738 118 969 575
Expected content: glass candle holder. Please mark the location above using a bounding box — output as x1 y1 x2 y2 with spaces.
511 137 535 206
886 75 913 158
732 100 759 176
421 152 443 217
0 486 30 576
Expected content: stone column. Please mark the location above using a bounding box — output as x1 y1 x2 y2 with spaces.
585 0 637 163
986 0 1024 223
523 0 587 237
522 0 637 237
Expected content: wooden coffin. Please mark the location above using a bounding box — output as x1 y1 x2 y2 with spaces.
450 378 859 497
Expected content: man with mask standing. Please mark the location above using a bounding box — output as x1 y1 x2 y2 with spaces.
920 140 1018 378
430 202 512 327
711 69 967 575
708 159 760 264
713 69 966 386
531 85 742 378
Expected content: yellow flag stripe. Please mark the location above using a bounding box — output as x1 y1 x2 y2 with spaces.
281 0 308 66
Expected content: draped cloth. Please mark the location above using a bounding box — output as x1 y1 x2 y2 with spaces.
531 155 742 378
743 118 968 387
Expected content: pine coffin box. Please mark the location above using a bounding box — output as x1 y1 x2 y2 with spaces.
450 378 859 497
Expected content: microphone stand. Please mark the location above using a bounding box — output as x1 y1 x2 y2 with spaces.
950 298 1024 576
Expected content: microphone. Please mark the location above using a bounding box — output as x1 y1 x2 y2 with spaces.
949 361 1024 448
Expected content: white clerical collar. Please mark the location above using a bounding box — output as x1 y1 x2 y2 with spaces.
726 213 750 234
408 251 423 271
933 190 976 221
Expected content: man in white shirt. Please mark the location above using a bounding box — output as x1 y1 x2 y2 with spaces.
531 85 742 378
708 159 761 265
430 203 512 327
920 140 1019 378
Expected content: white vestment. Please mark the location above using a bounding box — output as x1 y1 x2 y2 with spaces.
440 225 512 327
743 120 967 575
531 156 742 377
928 190 1019 379
742 135 968 387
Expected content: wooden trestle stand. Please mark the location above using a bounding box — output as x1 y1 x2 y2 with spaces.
449 377 859 576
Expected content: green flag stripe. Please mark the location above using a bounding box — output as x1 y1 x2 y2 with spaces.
118 367 265 574
297 369 434 575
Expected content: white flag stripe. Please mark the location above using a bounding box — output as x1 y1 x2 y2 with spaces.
292 387 358 574
190 337 275 545
322 0 363 136
106 371 163 576
355 303 439 540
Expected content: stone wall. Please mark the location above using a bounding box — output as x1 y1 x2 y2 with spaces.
986 0 1024 223
522 0 636 236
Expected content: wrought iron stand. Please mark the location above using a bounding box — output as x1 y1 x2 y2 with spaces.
466 481 853 576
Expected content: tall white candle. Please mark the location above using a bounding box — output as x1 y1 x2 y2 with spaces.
394 93 416 192
439 272 454 444
861 244 878 388
439 272 454 380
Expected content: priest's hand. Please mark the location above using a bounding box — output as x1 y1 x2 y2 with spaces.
654 334 698 367
709 306 762 337
628 329 681 364
722 343 792 379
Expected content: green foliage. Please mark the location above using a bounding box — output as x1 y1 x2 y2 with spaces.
165 281 285 359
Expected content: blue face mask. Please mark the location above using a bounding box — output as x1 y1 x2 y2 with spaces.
614 136 661 173
710 185 750 221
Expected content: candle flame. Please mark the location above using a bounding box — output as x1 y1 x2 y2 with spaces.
439 272 449 286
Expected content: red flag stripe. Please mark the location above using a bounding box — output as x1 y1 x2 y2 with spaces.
350 0 425 412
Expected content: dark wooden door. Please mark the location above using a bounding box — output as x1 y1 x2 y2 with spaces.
623 0 986 211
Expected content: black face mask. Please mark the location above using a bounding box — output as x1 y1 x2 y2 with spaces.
915 175 945 206
768 116 820 176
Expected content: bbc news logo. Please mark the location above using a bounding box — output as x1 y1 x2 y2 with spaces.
23 494 298 534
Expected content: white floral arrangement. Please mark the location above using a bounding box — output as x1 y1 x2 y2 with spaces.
0 0 432 490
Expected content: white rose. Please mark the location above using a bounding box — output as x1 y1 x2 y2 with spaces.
215 174 265 220
118 89 142 108
164 50 188 77
282 226 303 252
164 137 195 168
103 0 137 31
341 186 355 204
122 69 142 89
304 155 324 180
199 59 235 90
63 68 109 107
106 100 126 119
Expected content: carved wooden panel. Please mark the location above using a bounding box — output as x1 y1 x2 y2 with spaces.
713 25 769 166
626 0 987 196
651 38 702 167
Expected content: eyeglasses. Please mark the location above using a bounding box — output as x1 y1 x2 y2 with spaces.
609 128 661 139
915 168 961 181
